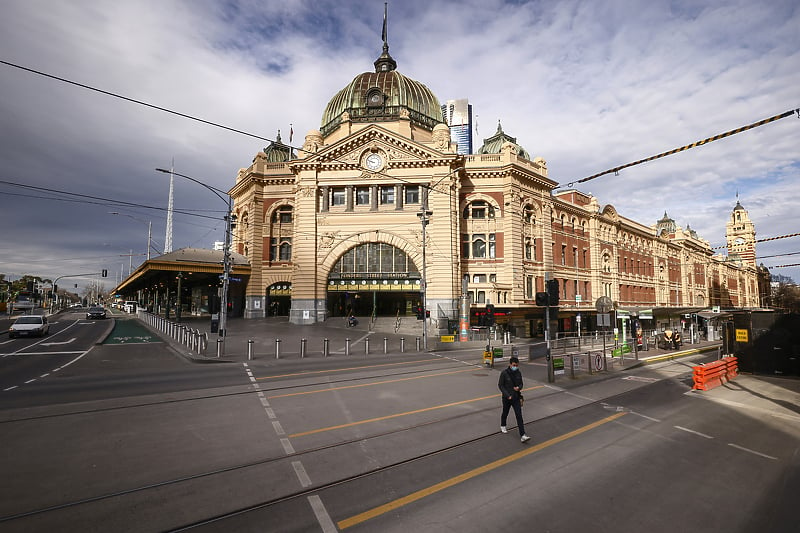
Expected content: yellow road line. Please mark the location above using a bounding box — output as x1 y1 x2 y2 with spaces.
268 368 477 399
256 358 442 380
338 411 628 529
288 394 499 438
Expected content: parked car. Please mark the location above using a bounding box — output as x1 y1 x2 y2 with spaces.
123 301 137 313
86 306 107 319
9 315 49 338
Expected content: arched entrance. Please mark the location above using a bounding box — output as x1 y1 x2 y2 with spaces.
327 243 421 318
266 283 291 316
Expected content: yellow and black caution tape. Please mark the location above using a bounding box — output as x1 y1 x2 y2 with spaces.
565 108 799 187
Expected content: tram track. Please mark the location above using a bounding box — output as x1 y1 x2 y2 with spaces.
0 369 676 529
0 358 479 424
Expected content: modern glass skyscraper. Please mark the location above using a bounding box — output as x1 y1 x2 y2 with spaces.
442 98 473 155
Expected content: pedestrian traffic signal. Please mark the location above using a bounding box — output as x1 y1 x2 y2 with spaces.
415 305 424 320
102 269 108 277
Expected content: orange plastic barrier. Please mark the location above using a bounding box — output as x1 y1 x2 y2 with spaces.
692 356 738 391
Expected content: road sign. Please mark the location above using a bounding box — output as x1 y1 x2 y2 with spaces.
597 313 611 327
595 296 613 313
594 353 604 371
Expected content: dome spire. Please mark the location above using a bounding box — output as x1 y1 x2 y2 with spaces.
374 2 397 72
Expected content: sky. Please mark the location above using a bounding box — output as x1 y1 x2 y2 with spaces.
1 0 798 295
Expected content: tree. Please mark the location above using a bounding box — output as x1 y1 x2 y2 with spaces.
772 281 800 314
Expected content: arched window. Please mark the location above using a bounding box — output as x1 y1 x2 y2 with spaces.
269 205 293 262
463 200 495 219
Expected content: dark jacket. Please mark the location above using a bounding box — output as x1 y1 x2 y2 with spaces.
498 367 523 399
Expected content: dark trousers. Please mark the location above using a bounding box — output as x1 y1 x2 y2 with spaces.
501 395 526 436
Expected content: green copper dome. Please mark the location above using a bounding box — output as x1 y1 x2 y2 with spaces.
320 43 444 136
476 120 531 159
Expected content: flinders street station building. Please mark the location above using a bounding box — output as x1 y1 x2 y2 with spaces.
227 38 763 337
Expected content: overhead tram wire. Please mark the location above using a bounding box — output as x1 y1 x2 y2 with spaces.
710 232 800 250
562 108 800 188
0 59 461 200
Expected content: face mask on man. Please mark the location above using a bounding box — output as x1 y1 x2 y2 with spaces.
510 366 519 371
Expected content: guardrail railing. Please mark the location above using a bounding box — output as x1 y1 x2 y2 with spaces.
137 310 208 355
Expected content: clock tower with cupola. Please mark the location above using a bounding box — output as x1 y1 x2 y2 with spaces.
726 200 756 267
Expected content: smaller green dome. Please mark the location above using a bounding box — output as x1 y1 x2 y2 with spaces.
476 121 530 159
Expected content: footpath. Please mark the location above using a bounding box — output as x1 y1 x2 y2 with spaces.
139 314 800 424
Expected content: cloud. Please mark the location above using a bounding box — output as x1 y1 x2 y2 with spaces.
0 0 798 288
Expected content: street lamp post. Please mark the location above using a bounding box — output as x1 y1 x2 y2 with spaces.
155 168 233 340
417 199 432 352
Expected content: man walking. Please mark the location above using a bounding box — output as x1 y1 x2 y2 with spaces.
498 356 531 443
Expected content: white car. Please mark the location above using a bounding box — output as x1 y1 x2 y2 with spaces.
123 301 137 313
9 315 50 338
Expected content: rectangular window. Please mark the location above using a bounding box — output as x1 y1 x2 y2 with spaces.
462 234 470 258
279 211 292 223
524 238 532 260
473 274 487 283
380 186 395 204
331 187 346 206
270 237 277 261
526 276 533 299
355 187 370 205
489 234 496 259
573 247 578 267
561 245 567 265
489 274 496 283
404 185 420 204
477 290 486 303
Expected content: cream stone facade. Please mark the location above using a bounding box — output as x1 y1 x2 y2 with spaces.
227 41 762 336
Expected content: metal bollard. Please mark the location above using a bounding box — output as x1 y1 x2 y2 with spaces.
248 339 254 360
416 337 421 351
400 337 405 353
323 338 329 357
275 338 281 359
365 337 370 355
216 338 223 358
301 338 307 358
384 337 388 354
345 338 351 356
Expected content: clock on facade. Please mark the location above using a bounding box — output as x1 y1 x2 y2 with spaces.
734 237 745 245
365 152 383 171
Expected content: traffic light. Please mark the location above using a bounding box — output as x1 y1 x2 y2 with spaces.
102 269 108 277
547 279 559 306
535 292 549 306
53 284 58 294
485 304 495 326
415 305 424 320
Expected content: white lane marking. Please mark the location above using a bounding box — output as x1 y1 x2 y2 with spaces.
728 443 778 461
280 438 295 455
272 421 286 435
292 461 312 487
265 408 276 419
39 373 50 378
674 425 714 439
40 338 77 346
631 411 661 422
307 495 338 533
4 386 18 391
686 391 800 423
24 379 36 384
